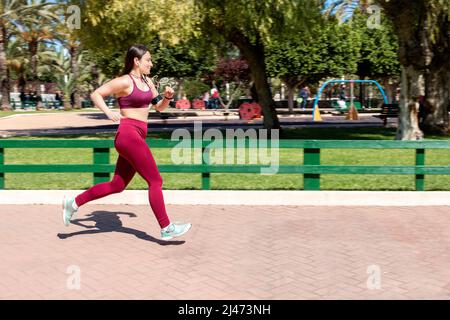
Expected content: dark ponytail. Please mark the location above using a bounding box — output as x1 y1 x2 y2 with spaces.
122 44 150 76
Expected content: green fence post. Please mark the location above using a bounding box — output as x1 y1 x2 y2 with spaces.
0 148 4 190
202 146 210 190
93 148 110 184
415 148 425 191
304 148 320 190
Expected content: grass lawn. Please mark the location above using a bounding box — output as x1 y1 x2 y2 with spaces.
1 127 450 190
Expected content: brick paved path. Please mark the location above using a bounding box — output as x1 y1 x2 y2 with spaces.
0 204 449 299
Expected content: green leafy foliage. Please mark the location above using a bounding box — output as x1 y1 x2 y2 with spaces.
266 15 360 88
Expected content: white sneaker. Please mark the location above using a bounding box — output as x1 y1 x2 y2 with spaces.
62 196 78 227
161 222 192 240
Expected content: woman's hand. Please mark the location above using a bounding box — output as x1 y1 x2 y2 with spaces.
163 86 174 99
106 111 123 123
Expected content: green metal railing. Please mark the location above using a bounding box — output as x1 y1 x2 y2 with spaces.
0 139 449 191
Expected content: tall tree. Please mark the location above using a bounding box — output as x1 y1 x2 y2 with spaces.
7 36 30 95
74 0 203 76
74 0 218 110
15 0 59 109
0 0 50 110
48 48 89 110
78 0 319 129
323 0 450 138
349 10 400 104
419 1 450 134
266 15 361 112
194 0 320 129
54 7 83 109
379 0 449 138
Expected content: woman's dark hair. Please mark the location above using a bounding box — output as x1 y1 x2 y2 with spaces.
122 44 150 76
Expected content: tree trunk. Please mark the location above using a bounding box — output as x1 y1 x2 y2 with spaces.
395 66 424 140
380 0 449 137
286 86 294 114
248 56 280 129
18 73 26 93
29 38 43 110
250 82 258 102
422 9 450 135
383 77 393 104
70 45 81 109
283 77 305 114
229 30 280 130
63 95 71 111
30 40 38 78
380 0 425 139
0 22 11 111
91 63 99 90
423 61 450 134
6 65 11 106
358 74 366 107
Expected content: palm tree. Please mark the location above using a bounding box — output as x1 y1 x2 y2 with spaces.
50 48 89 110
52 49 76 110
8 39 58 109
15 0 60 109
1 0 26 110
54 22 83 109
6 36 28 98
0 0 55 110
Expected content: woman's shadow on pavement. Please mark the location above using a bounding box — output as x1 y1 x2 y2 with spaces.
57 211 184 246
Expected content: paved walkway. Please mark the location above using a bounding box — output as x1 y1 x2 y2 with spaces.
0 111 391 137
0 204 449 299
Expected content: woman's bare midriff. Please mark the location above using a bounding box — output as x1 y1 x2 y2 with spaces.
120 108 150 122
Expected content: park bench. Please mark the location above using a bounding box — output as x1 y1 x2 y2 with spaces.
82 100 92 108
376 103 399 126
20 101 37 109
43 101 60 109
10 100 20 109
105 97 116 107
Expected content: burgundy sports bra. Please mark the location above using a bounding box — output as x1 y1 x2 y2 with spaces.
118 74 154 109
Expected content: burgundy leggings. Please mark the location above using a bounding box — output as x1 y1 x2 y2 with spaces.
75 118 170 228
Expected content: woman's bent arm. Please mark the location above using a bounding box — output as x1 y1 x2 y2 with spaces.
91 77 129 122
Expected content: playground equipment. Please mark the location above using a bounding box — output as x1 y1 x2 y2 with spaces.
239 102 262 121
311 80 389 121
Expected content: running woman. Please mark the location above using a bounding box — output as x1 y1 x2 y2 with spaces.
62 44 192 241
